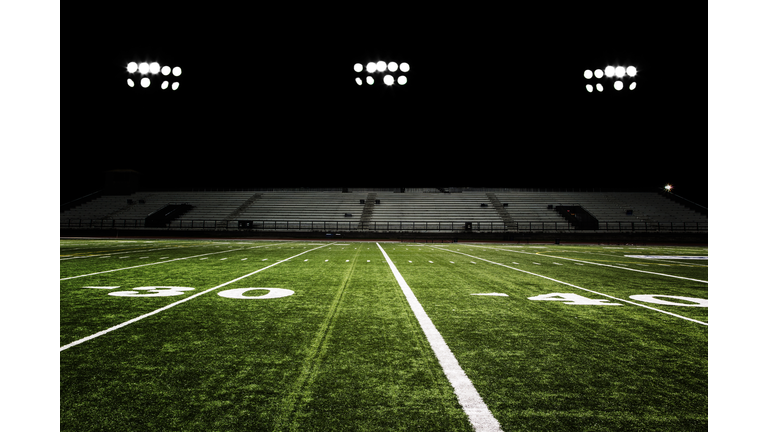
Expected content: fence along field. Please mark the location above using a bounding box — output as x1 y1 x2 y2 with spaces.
60 239 708 431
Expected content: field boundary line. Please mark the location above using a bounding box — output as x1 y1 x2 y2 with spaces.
376 243 503 432
465 244 708 284
430 246 708 326
60 242 289 281
60 243 334 352
60 245 193 260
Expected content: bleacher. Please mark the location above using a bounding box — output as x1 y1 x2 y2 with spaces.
368 191 502 231
60 189 707 233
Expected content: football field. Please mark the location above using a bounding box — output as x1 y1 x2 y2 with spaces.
60 239 708 431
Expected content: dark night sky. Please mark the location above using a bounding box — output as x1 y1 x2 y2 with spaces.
61 4 706 204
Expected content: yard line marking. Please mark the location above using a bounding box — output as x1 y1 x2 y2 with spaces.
241 258 248 261
220 258 228 261
466 245 708 284
376 243 503 432
60 243 335 352
60 245 189 260
60 243 289 281
119 256 129 259
430 247 707 326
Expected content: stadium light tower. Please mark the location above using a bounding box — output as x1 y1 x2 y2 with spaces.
354 59 409 87
126 59 182 91
584 63 638 93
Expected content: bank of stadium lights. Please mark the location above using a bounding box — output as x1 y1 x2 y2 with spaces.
353 60 409 86
584 64 637 93
126 61 182 90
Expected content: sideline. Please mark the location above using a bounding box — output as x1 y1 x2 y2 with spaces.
60 242 289 281
60 243 334 351
376 243 503 432
429 246 708 326
465 244 708 284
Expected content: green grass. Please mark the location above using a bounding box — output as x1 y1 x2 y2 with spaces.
60 239 708 431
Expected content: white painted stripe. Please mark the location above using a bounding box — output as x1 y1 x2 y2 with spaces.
60 243 288 281
471 293 509 297
467 245 708 284
376 243 503 431
60 243 335 352
431 247 707 326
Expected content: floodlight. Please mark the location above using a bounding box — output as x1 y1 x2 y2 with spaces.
172 66 182 77
397 75 407 85
127 78 135 87
400 62 410 72
172 82 179 90
366 62 377 73
366 76 374 85
615 66 626 78
355 77 362 85
629 82 637 90
596 83 604 92
138 62 150 74
161 81 169 90
376 61 386 72
664 184 673 192
383 74 394 86
594 69 604 79
141 77 151 88
626 66 637 77
604 65 615 78
354 63 363 73
614 81 623 91
127 62 138 73
584 69 593 79
149 62 161 74
586 84 593 93
161 65 171 76
387 61 398 72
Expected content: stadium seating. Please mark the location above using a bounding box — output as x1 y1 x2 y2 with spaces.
60 189 706 232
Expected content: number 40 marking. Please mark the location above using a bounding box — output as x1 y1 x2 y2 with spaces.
528 293 708 307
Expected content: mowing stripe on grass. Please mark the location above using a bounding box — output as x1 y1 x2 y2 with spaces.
376 243 503 432
467 245 708 284
431 247 708 326
60 243 288 281
273 244 361 431
60 243 334 352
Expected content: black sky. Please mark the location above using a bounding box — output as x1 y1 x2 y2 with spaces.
61 4 706 204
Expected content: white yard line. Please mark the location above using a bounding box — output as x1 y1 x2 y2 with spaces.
430 246 708 326
466 245 708 284
60 243 334 352
60 243 288 281
60 245 190 261
376 243 503 432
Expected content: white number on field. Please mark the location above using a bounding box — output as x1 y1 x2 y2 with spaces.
217 288 294 299
527 293 622 306
86 286 293 300
628 295 708 307
108 286 195 297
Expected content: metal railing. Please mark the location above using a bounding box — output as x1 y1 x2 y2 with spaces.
61 219 708 233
